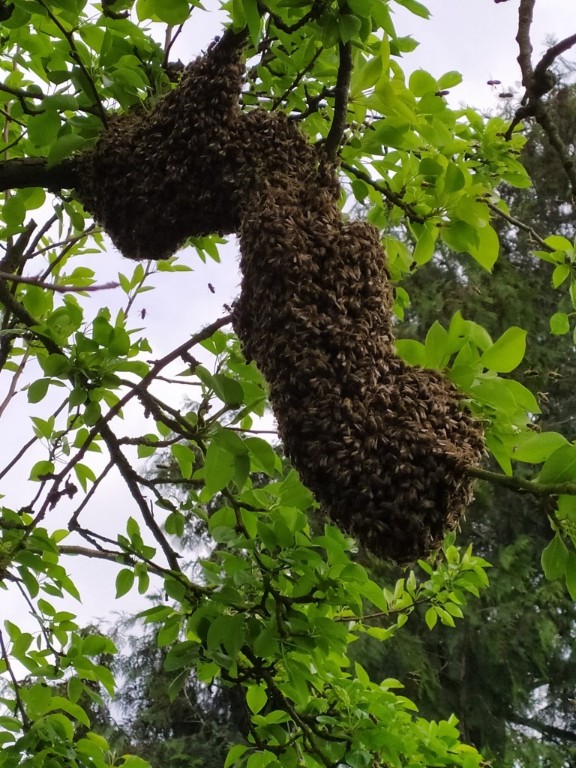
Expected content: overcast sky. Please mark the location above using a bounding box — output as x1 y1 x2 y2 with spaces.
2 0 575 632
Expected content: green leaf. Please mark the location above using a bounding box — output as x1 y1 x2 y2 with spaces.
565 552 576 600
27 110 61 148
121 757 151 768
550 312 570 335
40 353 70 377
425 607 438 630
242 0 261 45
225 744 248 768
424 320 451 369
394 0 430 18
413 223 438 265
29 460 55 481
395 338 426 366
3 196 26 227
338 14 362 43
541 533 569 581
246 684 267 714
27 378 51 403
552 264 571 288
539 444 576 484
442 220 479 256
437 70 463 89
513 432 568 464
137 0 189 23
115 568 135 598
479 326 527 372
472 224 499 271
409 69 436 97
246 437 279 476
47 133 89 168
204 443 235 496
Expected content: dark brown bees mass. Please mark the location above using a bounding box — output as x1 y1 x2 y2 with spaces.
74 34 484 563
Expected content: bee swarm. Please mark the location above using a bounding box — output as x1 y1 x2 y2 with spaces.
74 35 484 563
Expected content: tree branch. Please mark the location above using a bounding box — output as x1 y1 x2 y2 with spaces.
342 161 427 223
97 420 181 572
484 199 553 251
0 272 118 293
324 42 353 157
467 464 576 496
0 157 79 193
0 629 29 729
510 714 576 744
36 0 108 125
516 0 535 88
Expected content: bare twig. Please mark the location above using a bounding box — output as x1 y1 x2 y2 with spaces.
24 213 59 259
0 272 119 293
163 23 185 68
98 420 181 571
484 199 553 251
0 352 28 418
68 460 115 530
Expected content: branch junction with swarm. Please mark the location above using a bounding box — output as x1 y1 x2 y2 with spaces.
0 25 573 563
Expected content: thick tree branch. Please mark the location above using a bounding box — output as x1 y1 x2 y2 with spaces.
510 714 576 744
0 157 79 193
324 42 353 157
516 0 535 88
507 3 576 199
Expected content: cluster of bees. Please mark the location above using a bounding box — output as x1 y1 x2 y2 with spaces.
75 35 484 563
75 35 247 260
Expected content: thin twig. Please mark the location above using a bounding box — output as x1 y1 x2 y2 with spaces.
467 464 576 496
270 46 324 111
0 629 30 729
68 460 115 530
0 400 68 481
342 161 427 223
0 82 44 115
29 316 231 527
258 0 327 34
163 23 185 68
36 0 108 125
98 420 181 571
0 272 118 293
485 199 553 251
0 352 28 418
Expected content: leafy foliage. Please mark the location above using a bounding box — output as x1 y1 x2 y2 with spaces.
0 1 575 767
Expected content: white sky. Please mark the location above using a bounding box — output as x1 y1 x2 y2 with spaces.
2 0 575 633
